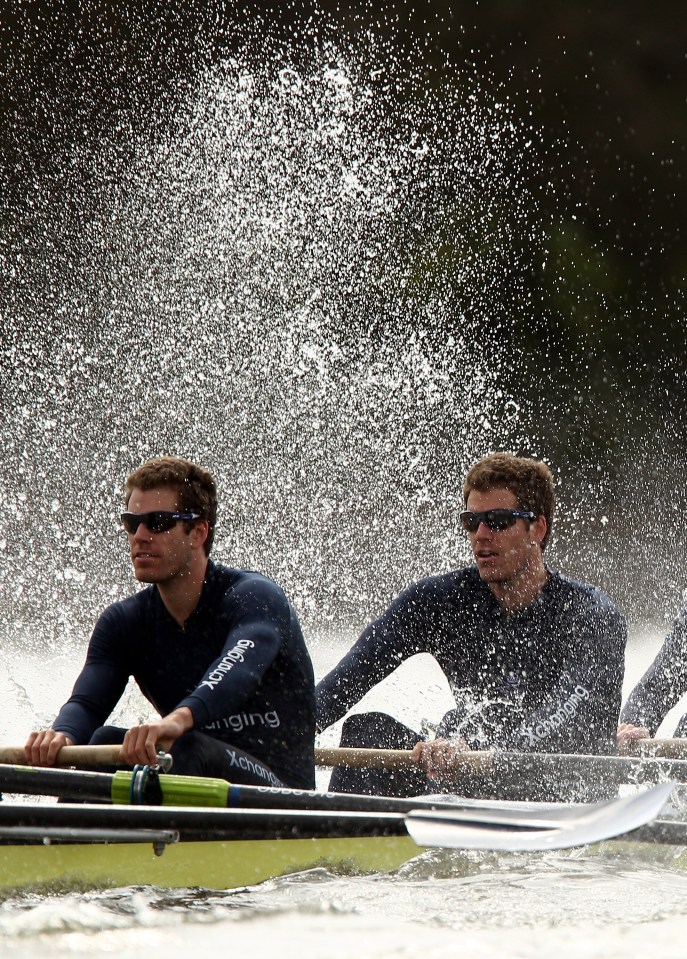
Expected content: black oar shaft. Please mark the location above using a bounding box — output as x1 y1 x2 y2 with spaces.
226 782 446 814
0 766 113 801
0 763 460 814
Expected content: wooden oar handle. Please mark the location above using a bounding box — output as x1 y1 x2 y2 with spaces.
317 739 687 769
634 738 687 759
5 737 686 771
314 746 414 768
314 745 494 773
0 745 124 767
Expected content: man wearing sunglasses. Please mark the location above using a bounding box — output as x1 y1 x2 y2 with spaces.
25 456 316 789
316 452 626 799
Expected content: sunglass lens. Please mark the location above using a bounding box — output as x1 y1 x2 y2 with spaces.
460 512 479 533
121 513 140 534
147 512 177 533
488 512 513 531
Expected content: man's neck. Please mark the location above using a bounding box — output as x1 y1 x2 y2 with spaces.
488 563 549 613
157 558 209 627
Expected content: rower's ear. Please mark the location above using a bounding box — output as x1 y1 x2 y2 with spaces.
191 519 210 550
530 514 547 548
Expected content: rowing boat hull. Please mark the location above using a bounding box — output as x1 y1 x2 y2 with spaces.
0 801 421 895
0 832 419 895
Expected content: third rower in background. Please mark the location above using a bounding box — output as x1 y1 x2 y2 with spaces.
617 602 687 753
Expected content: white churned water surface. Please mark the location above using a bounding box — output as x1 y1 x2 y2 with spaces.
2 630 687 959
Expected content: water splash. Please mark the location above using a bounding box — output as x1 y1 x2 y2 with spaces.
2 21 540 648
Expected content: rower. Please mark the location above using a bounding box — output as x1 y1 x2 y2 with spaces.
316 452 627 801
618 603 687 754
25 456 316 789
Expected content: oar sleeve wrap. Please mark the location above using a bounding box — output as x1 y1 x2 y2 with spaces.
111 771 230 807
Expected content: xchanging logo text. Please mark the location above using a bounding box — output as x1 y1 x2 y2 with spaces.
521 684 590 745
198 639 255 690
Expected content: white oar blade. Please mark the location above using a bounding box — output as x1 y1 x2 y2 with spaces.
405 781 674 852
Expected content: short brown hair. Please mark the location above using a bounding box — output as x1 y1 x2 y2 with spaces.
125 456 217 555
464 452 555 549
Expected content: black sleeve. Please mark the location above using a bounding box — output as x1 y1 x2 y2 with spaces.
52 605 132 744
177 576 287 726
315 582 436 731
620 606 687 734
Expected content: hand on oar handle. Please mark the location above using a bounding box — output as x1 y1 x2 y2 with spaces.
412 737 493 779
24 729 75 767
120 707 194 766
616 723 651 756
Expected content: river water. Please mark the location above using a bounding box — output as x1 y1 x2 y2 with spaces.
3 629 687 958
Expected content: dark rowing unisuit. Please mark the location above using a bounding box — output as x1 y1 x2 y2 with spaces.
621 603 687 735
317 566 627 755
53 560 316 789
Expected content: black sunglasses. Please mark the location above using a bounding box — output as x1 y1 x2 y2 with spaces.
120 511 201 534
459 508 535 533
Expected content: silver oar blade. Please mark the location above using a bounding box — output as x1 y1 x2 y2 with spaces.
405 780 674 851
